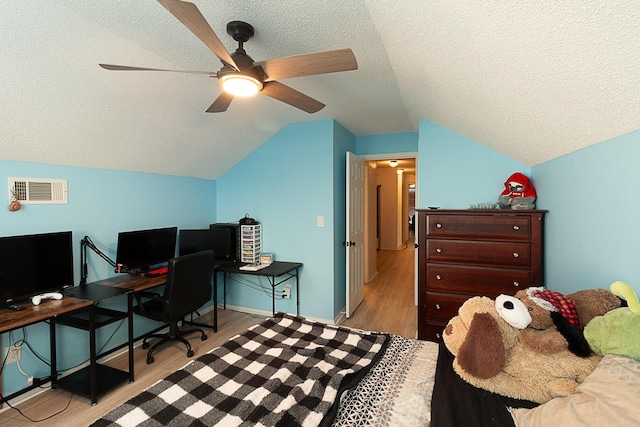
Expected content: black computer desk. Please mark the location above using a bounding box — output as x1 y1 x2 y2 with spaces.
215 261 302 315
56 272 217 405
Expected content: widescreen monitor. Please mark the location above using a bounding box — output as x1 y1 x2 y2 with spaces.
179 229 215 256
115 226 177 273
0 231 74 305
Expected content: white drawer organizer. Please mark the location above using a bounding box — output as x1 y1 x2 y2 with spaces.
240 224 262 263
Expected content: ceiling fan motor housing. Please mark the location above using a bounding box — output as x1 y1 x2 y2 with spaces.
226 21 254 43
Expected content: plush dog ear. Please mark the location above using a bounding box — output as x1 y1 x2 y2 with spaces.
551 311 592 357
457 312 506 379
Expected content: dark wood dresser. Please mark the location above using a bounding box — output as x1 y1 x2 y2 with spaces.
417 209 546 341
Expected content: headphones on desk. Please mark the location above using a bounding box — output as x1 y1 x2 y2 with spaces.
239 214 257 225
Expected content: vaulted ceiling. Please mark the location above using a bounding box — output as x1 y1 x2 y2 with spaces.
3 1 639 179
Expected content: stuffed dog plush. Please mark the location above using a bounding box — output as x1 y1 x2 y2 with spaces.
514 287 622 357
443 296 601 403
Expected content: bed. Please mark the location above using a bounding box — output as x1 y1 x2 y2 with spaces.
91 312 640 427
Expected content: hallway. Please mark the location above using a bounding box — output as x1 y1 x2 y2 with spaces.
342 242 416 338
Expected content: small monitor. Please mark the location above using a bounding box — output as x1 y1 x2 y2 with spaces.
179 229 215 256
0 231 74 304
116 227 177 273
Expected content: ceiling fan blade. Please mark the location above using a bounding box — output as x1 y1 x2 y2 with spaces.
156 0 238 70
206 92 234 113
260 81 325 114
99 64 215 76
256 48 358 82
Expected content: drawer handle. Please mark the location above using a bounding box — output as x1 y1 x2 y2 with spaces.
513 281 520 287
436 223 442 229
436 248 443 253
436 274 442 280
513 252 519 258
513 225 520 231
436 333 441 339
435 304 441 310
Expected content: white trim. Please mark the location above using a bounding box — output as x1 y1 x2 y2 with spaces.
359 151 418 161
223 304 337 326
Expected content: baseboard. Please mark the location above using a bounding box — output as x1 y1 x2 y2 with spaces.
333 311 347 326
223 304 337 326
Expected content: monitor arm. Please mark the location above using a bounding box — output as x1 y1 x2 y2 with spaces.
79 236 117 287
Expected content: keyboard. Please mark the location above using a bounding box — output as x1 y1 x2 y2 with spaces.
239 263 269 271
145 266 168 277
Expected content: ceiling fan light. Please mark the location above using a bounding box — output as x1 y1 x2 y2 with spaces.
389 160 398 167
220 74 262 97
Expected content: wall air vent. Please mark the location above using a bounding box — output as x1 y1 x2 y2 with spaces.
9 177 68 204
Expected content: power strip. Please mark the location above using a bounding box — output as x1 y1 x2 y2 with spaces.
4 345 21 364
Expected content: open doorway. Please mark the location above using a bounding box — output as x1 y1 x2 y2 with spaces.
364 157 416 282
342 155 417 336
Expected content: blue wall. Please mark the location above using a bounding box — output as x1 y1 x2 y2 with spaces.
0 160 216 397
418 119 530 209
355 132 418 155
217 120 340 320
532 129 640 296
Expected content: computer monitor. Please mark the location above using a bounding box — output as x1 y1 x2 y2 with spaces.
115 227 177 273
0 231 74 305
179 229 215 256
209 223 239 262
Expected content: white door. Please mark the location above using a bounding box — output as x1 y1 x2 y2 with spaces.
346 151 365 317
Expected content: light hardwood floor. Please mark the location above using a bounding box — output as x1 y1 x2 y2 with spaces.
0 310 265 426
341 242 416 338
0 245 415 426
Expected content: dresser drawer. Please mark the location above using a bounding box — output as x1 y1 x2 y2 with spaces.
425 264 529 296
426 215 531 240
424 292 467 321
425 239 531 267
420 319 448 342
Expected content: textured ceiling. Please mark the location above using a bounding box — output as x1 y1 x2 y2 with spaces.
2 1 639 179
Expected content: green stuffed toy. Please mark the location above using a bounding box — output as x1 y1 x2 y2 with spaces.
584 281 640 361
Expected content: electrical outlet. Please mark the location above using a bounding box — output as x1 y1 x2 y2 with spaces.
283 284 291 299
4 345 21 364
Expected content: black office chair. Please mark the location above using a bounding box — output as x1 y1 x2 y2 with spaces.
133 250 214 364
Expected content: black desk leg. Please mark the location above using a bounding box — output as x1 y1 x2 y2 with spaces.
295 268 300 315
50 320 57 385
223 272 227 310
270 277 276 316
214 271 217 331
89 305 98 405
128 294 134 382
185 275 218 332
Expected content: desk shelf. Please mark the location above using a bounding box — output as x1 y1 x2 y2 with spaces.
52 303 134 404
53 364 130 400
55 306 127 329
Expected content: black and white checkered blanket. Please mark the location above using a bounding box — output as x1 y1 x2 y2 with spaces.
92 312 389 427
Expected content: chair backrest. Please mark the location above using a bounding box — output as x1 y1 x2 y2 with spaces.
163 250 214 320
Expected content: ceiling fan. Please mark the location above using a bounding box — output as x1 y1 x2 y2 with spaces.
99 0 358 114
